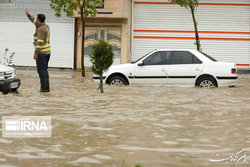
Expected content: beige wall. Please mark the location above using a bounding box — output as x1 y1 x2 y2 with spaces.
74 0 131 69
73 0 130 19
96 0 123 18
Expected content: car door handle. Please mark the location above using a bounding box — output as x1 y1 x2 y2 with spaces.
161 68 168 76
195 68 200 71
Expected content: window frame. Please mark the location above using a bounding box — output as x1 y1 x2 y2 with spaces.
142 51 172 66
89 0 104 9
170 51 202 65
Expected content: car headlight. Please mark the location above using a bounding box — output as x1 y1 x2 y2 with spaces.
0 72 4 77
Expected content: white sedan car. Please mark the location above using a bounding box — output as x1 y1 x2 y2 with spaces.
93 49 238 88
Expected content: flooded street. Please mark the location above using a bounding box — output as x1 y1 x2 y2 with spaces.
0 69 250 167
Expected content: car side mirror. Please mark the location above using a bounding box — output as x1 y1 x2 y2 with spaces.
138 63 144 66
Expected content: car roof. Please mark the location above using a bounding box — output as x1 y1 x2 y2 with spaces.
153 49 197 52
148 49 215 63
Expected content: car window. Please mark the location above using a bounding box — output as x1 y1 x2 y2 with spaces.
193 55 202 64
131 50 155 64
171 51 202 64
143 51 171 65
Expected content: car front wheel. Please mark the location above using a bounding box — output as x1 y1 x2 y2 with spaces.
108 76 127 86
197 78 216 88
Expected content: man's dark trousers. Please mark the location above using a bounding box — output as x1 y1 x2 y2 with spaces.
36 54 50 92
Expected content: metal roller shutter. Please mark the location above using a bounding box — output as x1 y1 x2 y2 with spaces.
0 0 74 68
132 0 250 67
0 22 74 68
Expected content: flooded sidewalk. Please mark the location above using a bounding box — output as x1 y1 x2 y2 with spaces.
0 69 250 167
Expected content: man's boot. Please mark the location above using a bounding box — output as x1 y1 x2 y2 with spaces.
40 78 45 92
40 78 50 92
44 77 50 92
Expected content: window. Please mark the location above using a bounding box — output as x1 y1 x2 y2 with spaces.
84 26 121 57
89 0 104 8
193 55 202 64
84 45 93 56
84 33 98 41
112 45 121 57
107 33 121 41
100 29 105 39
131 50 155 64
171 51 202 64
143 51 171 65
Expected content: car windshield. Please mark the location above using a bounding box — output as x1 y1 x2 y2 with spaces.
199 51 217 62
131 50 155 64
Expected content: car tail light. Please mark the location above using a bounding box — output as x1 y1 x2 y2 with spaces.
231 68 237 74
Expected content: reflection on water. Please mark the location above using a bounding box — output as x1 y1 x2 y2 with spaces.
0 69 250 167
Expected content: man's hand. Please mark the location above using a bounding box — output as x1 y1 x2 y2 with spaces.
34 53 38 60
25 9 30 16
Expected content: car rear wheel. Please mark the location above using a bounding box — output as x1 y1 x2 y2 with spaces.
108 76 127 86
197 78 216 88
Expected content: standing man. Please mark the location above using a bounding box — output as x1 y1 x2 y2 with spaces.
25 9 51 92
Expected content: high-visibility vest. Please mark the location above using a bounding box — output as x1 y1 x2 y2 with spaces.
30 18 51 54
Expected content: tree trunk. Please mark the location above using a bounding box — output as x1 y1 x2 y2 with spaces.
80 13 86 77
100 72 104 93
190 7 201 51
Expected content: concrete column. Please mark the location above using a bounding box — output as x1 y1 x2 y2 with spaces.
121 23 128 64
120 0 131 64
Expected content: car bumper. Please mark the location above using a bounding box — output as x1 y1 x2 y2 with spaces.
216 76 238 87
92 75 106 82
0 78 21 92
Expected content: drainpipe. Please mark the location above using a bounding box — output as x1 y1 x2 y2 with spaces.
130 0 134 62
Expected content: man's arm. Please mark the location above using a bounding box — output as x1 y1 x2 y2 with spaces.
25 9 36 25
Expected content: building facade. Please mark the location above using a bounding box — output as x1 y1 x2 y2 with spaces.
0 0 75 68
132 0 250 68
0 0 249 69
74 0 132 69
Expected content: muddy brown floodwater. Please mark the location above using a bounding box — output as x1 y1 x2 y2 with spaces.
0 69 250 167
